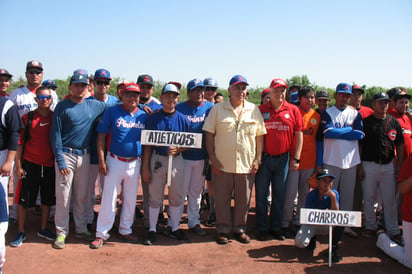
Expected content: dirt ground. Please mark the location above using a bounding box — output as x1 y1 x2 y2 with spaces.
3 184 411 274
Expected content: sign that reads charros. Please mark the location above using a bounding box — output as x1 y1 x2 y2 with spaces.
300 208 362 227
141 130 203 148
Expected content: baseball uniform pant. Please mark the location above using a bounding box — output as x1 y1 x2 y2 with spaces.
362 161 400 236
323 164 356 211
212 171 254 234
179 159 205 228
148 154 184 232
54 152 90 237
281 168 312 228
0 150 9 268
295 224 344 248
255 153 289 232
96 154 140 240
377 220 411 269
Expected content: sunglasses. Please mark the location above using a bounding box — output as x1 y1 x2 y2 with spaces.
96 80 110 86
37 95 52 100
27 69 42 75
338 93 351 98
205 87 217 92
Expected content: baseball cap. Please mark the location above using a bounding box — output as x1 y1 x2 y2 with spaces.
204 77 218 88
288 84 301 91
119 83 140 93
270 78 288 89
117 80 129 88
393 91 411 102
387 87 403 99
137 74 154 86
289 91 299 103
42 79 58 88
187 78 204 91
317 168 336 180
162 83 180 95
94 69 111 80
372 92 390 102
316 90 330 100
352 84 365 94
73 69 88 75
167 81 182 90
229 75 249 86
0 69 12 78
71 71 88 84
261 88 270 99
26 60 43 71
336 83 352 94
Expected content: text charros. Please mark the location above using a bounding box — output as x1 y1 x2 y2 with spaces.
300 208 362 227
307 211 349 225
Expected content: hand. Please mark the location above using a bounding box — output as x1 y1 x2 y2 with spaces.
0 161 13 177
289 159 299 172
249 159 260 175
210 157 223 176
168 147 180 156
143 106 152 114
325 189 336 199
142 167 152 184
59 168 70 176
99 162 108 176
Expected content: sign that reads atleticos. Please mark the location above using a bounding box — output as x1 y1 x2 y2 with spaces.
141 130 203 148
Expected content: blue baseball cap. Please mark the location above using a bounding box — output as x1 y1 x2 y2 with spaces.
336 83 352 94
204 77 218 88
71 72 88 84
94 68 111 80
187 78 204 91
73 68 88 75
229 74 249 86
42 79 57 88
290 91 298 103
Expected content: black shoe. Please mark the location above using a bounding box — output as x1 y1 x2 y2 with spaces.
234 231 250 244
307 236 317 250
206 213 216 227
144 231 156 245
269 230 285 241
332 246 342 263
135 207 144 218
281 227 295 239
169 229 189 242
256 231 268 241
216 233 229 245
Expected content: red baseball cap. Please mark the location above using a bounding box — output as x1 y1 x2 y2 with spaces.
261 88 270 99
270 78 288 89
120 83 140 93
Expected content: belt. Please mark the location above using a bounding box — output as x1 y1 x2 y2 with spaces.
62 147 89 156
110 152 139 162
263 152 288 158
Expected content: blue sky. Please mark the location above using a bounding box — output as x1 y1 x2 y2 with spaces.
1 0 411 89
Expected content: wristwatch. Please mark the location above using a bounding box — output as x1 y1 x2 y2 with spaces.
293 158 300 163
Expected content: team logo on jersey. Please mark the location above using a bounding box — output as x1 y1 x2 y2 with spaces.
284 113 290 119
262 112 270 120
310 118 317 125
388 129 397 141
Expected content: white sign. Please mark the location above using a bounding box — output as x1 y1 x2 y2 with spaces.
300 208 362 227
141 130 202 148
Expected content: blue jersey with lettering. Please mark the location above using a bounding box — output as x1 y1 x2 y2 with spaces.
305 188 340 209
145 110 190 155
97 104 147 158
176 101 213 160
139 100 162 112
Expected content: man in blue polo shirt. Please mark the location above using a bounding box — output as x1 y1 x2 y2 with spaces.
50 70 106 249
176 79 214 236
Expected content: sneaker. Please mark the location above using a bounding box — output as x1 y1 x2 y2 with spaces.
90 238 105 249
10 232 26 247
75 230 95 241
307 236 317 251
281 227 295 239
256 230 268 241
144 231 156 245
53 235 66 249
206 213 216 227
344 227 358 238
362 229 376 238
189 224 207 236
169 229 189 242
269 230 285 241
120 233 139 244
332 246 342 263
37 228 56 241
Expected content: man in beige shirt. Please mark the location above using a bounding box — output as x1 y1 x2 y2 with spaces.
203 75 266 245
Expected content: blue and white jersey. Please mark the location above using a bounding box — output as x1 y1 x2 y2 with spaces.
88 94 119 106
97 104 147 158
139 97 162 113
321 105 364 169
10 86 59 117
145 110 190 155
176 101 214 160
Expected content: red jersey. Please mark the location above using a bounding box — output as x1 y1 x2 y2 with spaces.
387 108 412 157
259 101 303 156
19 110 54 167
398 157 412 222
358 105 374 119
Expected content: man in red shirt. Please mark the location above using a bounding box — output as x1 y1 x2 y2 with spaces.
350 85 374 119
10 86 56 247
255 78 303 241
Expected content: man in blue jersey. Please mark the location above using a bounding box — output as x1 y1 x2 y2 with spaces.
137 74 162 114
86 68 119 230
319 83 364 238
141 83 190 245
50 70 106 249
176 79 214 236
90 83 147 249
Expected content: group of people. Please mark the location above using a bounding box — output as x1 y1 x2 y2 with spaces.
0 60 410 270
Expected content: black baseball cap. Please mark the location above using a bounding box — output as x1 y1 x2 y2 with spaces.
137 74 154 86
315 90 329 100
317 168 336 180
372 92 390 102
0 69 12 78
352 84 365 94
